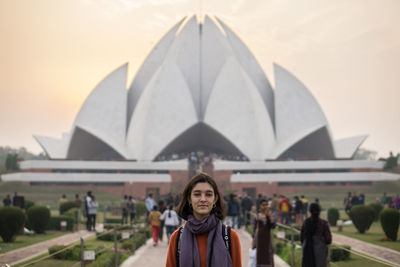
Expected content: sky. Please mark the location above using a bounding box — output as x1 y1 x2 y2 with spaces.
0 0 399 158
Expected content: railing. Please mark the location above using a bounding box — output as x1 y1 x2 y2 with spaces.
274 222 397 267
14 221 149 267
247 211 397 267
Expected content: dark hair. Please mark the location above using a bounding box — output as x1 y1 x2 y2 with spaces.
177 172 225 221
309 203 321 219
259 198 268 205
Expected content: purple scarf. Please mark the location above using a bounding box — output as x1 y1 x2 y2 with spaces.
180 214 232 267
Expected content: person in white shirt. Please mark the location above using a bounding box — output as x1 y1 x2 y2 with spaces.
160 205 180 243
145 193 156 215
88 195 99 232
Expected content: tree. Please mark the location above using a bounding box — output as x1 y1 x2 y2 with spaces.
5 154 19 171
384 151 398 170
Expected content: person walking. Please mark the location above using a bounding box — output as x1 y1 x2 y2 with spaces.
84 191 92 231
160 205 180 243
148 205 162 246
158 199 167 241
300 203 332 267
241 192 253 227
121 195 129 225
145 193 156 216
226 193 240 230
252 198 275 267
87 195 98 232
3 195 12 206
128 196 136 225
165 172 242 267
294 196 303 225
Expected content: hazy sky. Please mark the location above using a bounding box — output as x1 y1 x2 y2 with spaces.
0 0 399 158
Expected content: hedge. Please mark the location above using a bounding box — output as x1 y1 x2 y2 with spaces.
46 216 74 231
330 246 351 262
27 205 51 234
59 201 80 215
349 206 375 233
48 245 81 261
0 206 25 242
380 208 400 241
327 208 340 226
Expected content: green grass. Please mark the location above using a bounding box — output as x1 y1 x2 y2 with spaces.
0 181 121 210
332 222 400 251
0 231 66 254
274 240 390 267
287 179 400 212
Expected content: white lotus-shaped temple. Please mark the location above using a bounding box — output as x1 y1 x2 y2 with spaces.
35 15 367 161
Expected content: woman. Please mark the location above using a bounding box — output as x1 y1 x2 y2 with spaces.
87 195 98 232
148 205 162 246
160 205 180 243
300 203 332 267
252 198 275 267
165 172 242 267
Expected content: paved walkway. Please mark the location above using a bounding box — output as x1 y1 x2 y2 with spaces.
0 224 103 266
332 233 400 266
121 228 290 267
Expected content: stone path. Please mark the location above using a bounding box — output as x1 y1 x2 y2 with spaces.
0 224 103 266
121 228 290 267
332 233 400 266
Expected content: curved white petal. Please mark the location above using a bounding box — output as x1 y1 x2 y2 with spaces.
274 63 334 158
215 16 275 126
334 135 368 158
127 17 186 125
73 63 128 157
34 134 70 159
126 62 198 160
204 57 275 160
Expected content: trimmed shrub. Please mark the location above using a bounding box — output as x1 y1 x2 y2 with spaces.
274 242 285 255
380 208 400 241
367 202 384 222
46 216 74 231
27 205 50 234
86 251 126 267
48 245 81 260
349 206 374 233
96 231 122 241
327 208 340 226
63 207 79 222
59 201 80 215
0 206 25 242
134 234 148 248
121 240 134 251
330 246 351 262
24 200 35 211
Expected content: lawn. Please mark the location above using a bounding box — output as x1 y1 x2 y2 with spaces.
0 181 121 210
286 179 400 212
332 222 400 251
0 231 66 254
274 241 389 267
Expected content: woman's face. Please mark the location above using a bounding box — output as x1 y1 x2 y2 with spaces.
259 201 269 213
189 182 218 220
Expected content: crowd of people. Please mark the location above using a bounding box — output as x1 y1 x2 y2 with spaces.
138 173 331 267
5 176 400 267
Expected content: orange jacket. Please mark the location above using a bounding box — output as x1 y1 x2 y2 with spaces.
165 227 242 267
